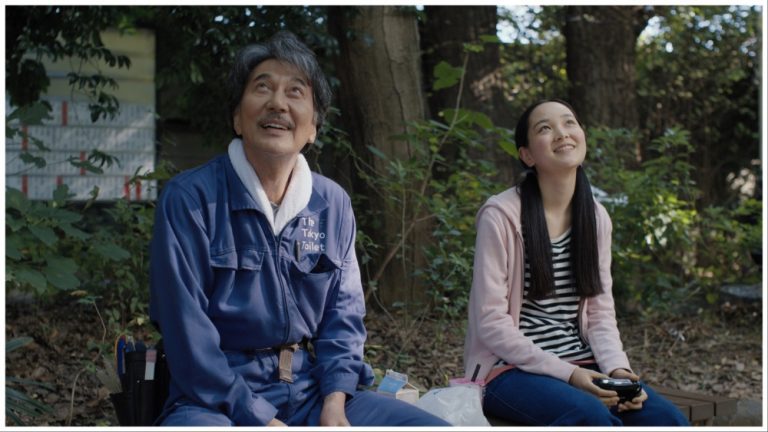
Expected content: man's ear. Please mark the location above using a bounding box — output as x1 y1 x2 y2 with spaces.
233 107 242 136
308 124 317 145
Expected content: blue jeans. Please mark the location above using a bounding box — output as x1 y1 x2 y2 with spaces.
162 390 450 426
484 367 690 426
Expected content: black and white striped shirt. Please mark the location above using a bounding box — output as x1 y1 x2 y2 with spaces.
519 230 595 362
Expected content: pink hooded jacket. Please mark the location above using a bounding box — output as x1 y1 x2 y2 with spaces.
463 186 631 384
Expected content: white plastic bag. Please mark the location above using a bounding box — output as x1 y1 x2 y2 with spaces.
413 384 490 426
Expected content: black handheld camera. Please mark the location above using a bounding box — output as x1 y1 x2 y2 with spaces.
592 378 642 403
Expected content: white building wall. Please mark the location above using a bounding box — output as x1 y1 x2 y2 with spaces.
5 27 156 202
6 98 156 201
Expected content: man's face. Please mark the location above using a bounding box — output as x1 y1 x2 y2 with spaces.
233 59 317 160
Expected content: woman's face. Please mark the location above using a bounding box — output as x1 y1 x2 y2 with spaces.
519 101 586 175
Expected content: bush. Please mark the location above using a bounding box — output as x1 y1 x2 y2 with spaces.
413 118 506 318
6 186 89 295
586 126 761 315
68 198 159 334
5 165 173 337
347 109 507 317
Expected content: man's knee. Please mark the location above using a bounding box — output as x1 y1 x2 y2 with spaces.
161 403 234 426
346 391 450 426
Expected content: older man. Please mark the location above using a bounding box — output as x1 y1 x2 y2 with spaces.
149 31 448 427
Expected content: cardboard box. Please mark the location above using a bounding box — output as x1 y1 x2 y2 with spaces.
376 370 420 404
394 382 419 404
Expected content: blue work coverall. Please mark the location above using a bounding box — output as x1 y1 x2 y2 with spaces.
149 154 447 426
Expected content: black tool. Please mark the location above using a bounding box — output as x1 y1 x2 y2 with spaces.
109 337 170 425
592 377 642 403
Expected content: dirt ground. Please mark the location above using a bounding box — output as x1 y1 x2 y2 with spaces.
4 295 764 426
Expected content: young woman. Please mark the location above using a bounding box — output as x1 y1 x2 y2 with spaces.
463 99 689 426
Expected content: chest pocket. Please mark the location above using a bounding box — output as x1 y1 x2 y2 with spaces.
292 252 342 275
207 249 266 305
290 252 342 320
209 248 264 271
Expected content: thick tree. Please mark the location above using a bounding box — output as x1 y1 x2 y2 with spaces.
636 6 761 207
421 6 519 185
328 6 429 306
564 6 651 160
421 7 508 122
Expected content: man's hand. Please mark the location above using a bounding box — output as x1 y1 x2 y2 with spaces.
610 368 647 412
267 418 287 426
320 391 350 426
568 367 619 407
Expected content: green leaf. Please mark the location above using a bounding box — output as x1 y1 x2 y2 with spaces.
52 184 75 205
5 376 55 390
43 256 79 290
19 152 47 168
441 108 472 125
5 214 25 232
433 61 463 91
29 225 57 247
59 223 91 241
46 208 81 224
6 235 23 260
67 157 104 174
6 102 53 126
13 268 47 293
462 42 484 53
705 292 718 304
471 112 493 129
92 242 130 261
6 410 22 426
367 145 388 160
6 337 33 353
479 34 501 44
44 256 77 273
86 149 120 169
28 135 51 152
5 387 53 413
6 188 30 212
498 138 519 158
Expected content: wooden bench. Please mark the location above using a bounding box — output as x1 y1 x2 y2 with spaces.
654 386 737 426
487 385 737 426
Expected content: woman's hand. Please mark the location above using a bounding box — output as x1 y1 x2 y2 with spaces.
319 391 351 426
616 388 648 412
568 367 619 407
610 368 647 412
267 418 287 426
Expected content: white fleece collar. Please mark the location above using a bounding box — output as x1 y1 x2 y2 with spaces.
227 138 313 235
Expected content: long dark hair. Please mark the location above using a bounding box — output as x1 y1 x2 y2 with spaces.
515 99 602 300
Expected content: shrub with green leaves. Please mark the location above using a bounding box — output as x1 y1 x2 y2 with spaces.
348 38 510 317
6 186 90 294
72 198 159 333
586 126 761 315
409 117 505 318
352 110 507 317
5 171 168 335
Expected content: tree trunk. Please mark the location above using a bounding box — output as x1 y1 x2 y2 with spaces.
421 5 520 185
328 6 429 308
565 6 650 161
